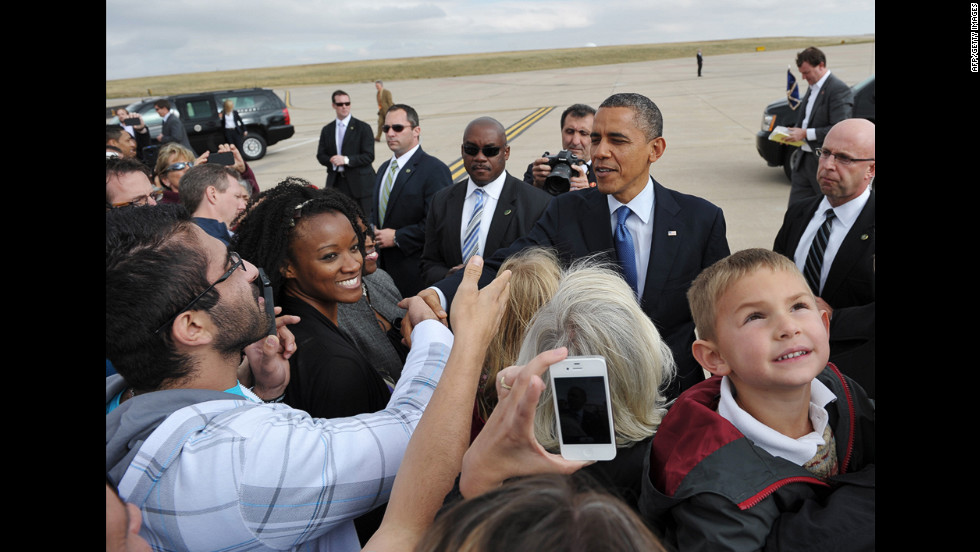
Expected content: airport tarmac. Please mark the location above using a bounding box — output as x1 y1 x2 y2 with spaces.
185 42 877 252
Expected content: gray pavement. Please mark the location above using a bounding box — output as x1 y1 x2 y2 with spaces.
183 42 878 252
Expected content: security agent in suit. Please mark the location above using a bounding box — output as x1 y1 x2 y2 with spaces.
373 104 453 298
374 80 394 142
784 47 854 206
428 93 730 399
421 117 552 287
774 118 875 397
523 104 598 194
317 90 377 217
153 99 194 153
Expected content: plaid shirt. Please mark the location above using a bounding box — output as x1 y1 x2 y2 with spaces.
115 320 452 551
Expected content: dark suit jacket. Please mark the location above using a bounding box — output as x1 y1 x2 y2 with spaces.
421 173 553 287
371 147 453 297
435 178 730 397
773 190 875 395
161 113 194 152
317 117 376 212
796 72 854 150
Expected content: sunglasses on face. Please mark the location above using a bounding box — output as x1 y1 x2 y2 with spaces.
163 161 193 173
462 144 501 157
382 124 412 133
334 102 351 107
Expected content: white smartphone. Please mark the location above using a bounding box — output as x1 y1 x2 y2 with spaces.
549 356 617 461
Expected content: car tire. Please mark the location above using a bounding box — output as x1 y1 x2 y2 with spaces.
782 148 795 182
241 134 267 161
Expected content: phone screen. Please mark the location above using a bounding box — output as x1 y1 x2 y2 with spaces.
553 375 612 445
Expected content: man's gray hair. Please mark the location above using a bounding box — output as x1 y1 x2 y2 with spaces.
598 93 663 141
519 260 676 450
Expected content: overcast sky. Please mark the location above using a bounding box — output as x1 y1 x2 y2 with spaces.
106 0 874 80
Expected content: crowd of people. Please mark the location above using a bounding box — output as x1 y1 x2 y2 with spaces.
107 46 874 551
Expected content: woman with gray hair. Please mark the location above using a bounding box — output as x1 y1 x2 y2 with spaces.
517 262 676 509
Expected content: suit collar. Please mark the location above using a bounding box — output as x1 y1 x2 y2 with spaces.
641 179 682 306
822 189 874 299
376 147 427 225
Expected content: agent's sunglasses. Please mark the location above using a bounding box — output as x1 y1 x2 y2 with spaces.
462 144 501 157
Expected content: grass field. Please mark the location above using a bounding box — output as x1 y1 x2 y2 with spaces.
106 35 872 99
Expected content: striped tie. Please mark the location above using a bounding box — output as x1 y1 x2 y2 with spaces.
378 159 398 226
803 209 835 294
462 189 485 262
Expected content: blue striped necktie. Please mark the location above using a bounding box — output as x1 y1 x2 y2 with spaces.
462 189 485 262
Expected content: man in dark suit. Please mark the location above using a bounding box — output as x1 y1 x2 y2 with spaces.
785 47 854 205
523 104 597 195
422 117 552 287
428 93 730 398
317 90 377 217
154 99 194 152
774 118 875 397
372 104 453 298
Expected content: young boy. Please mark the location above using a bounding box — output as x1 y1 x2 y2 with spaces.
639 249 874 551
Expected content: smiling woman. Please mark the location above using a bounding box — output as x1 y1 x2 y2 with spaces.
233 179 393 421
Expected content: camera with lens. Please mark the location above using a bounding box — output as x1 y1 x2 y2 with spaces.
541 150 583 195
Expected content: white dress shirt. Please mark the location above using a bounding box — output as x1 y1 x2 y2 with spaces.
718 376 835 466
606 177 655 298
792 186 871 294
459 171 507 258
334 114 352 169
801 70 833 151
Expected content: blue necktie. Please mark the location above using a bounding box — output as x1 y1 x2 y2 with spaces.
462 189 485 262
614 206 638 295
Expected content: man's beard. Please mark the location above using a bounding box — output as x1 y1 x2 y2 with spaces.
210 282 271 356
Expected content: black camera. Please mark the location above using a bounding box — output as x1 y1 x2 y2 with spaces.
542 150 583 195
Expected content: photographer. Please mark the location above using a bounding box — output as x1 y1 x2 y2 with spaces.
523 104 597 194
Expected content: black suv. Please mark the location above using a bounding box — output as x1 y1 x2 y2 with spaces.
755 75 875 180
121 88 294 160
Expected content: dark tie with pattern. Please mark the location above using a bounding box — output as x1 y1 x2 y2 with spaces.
803 209 835 294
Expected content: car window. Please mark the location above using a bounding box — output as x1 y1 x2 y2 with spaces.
178 99 215 121
219 93 275 112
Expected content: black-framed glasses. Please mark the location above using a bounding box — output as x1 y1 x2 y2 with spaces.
815 148 874 167
108 188 165 209
154 251 246 334
462 144 502 157
333 102 351 107
382 124 412 133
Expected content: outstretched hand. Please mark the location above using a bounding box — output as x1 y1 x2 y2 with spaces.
449 256 511 351
243 307 299 400
460 347 590 498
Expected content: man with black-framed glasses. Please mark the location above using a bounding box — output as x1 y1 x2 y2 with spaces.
371 103 453 297
106 157 161 210
421 116 551 287
774 118 875 398
106 203 480 550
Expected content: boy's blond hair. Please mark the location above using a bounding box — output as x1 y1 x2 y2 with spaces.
688 249 811 341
